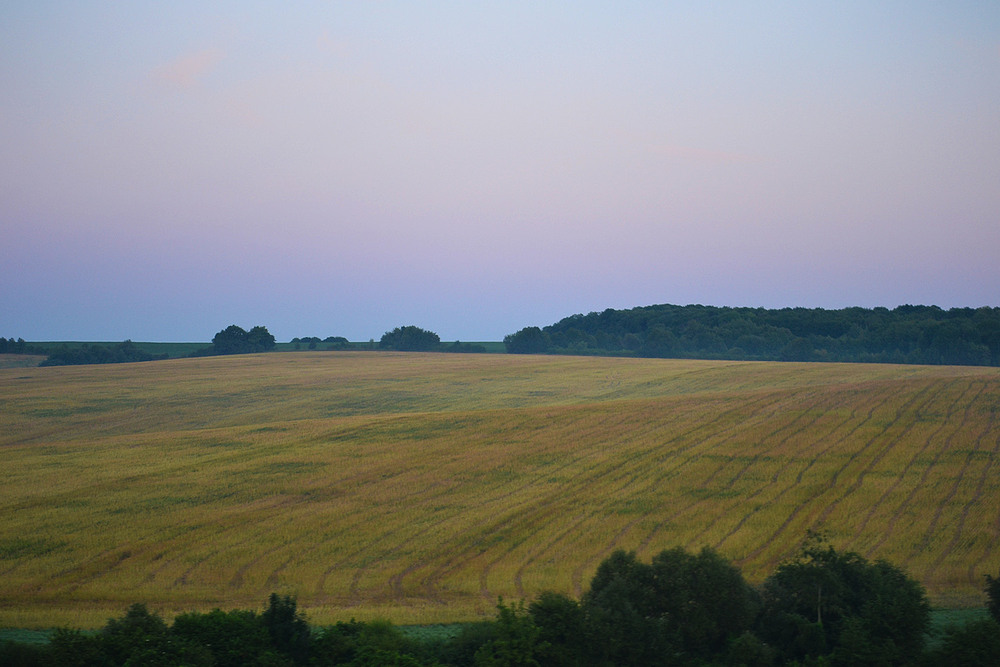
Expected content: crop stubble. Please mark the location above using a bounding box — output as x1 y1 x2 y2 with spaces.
1 352 998 627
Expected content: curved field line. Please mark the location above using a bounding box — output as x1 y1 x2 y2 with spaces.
423 391 788 603
439 412 706 602
44 547 147 598
511 512 593 599
171 507 297 590
565 388 795 593
812 381 948 523
357 478 542 604
797 381 948 563
409 394 768 600
646 384 875 563
314 410 600 602
967 413 1000 584
851 380 981 556
746 379 943 570
290 416 540 601
577 388 804 572
227 510 326 591
371 407 633 603
651 386 834 551
314 475 488 602
919 382 994 582
375 420 611 603
732 389 889 564
708 390 867 555
946 408 998 588
862 381 984 561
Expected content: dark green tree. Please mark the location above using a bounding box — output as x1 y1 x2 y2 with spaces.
246 325 277 352
212 325 250 354
985 572 1000 623
262 593 310 664
50 603 212 666
528 591 586 666
435 621 497 666
209 324 276 355
582 547 756 665
503 327 549 354
379 326 441 351
474 598 546 667
48 628 107 667
311 619 427 667
170 608 272 667
0 638 51 667
759 534 930 665
99 602 172 665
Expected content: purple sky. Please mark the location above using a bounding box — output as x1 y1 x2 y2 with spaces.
3 2 999 342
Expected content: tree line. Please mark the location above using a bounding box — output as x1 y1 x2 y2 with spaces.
3 537 998 666
9 325 279 366
39 340 168 366
504 304 1000 366
5 324 488 366
10 303 1000 367
0 337 43 355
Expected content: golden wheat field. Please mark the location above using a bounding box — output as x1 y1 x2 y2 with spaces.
2 351 999 628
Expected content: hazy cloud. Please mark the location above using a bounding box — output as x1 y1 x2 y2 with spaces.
153 48 224 88
654 143 754 164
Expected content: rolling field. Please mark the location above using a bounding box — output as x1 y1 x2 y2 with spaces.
1 352 999 628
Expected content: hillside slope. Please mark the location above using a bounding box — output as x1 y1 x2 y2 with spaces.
1 352 997 627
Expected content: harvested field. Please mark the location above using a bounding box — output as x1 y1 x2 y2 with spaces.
1 352 998 627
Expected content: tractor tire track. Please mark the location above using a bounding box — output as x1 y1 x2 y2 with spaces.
864 381 984 561
643 384 874 560
853 380 981 556
656 386 833 552
375 408 630 603
741 379 939 570
919 382 994 582
709 390 865 555
427 390 786 604
967 413 1000 584
566 388 795 594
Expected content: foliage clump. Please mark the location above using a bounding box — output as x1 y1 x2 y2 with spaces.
379 325 441 352
758 532 930 665
192 324 277 356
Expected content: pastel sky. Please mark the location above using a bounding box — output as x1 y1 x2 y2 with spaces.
3 2 998 342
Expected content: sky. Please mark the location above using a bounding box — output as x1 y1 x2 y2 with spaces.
2 2 999 342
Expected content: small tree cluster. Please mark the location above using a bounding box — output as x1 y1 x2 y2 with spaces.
379 326 441 351
196 325 276 356
291 336 351 350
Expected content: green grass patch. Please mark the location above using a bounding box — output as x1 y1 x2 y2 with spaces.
0 629 55 645
0 538 66 560
926 607 991 649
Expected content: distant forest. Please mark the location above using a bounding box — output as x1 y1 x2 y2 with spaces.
504 304 1000 366
7 305 1000 368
